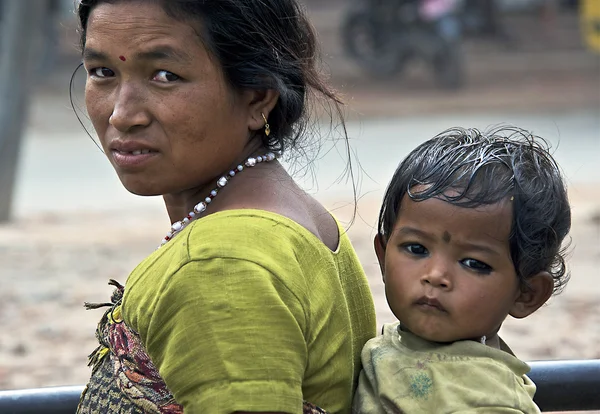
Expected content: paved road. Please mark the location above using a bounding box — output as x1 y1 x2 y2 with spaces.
12 108 599 216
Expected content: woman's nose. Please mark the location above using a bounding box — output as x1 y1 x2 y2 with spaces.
108 84 152 132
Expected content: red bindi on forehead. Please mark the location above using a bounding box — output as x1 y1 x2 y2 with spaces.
119 55 126 61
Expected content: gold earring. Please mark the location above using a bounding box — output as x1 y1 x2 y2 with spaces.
261 113 270 136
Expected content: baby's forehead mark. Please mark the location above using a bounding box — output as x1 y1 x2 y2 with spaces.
442 231 451 243
119 55 126 61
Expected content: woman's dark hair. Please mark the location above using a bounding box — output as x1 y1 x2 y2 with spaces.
377 127 571 294
75 0 344 156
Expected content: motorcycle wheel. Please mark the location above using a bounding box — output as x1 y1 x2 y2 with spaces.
341 8 403 78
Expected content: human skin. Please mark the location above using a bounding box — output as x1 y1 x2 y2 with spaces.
81 3 342 411
375 194 537 345
82 2 278 224
82 2 340 254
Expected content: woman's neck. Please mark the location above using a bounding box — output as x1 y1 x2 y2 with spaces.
162 142 268 224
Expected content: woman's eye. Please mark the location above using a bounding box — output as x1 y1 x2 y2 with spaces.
89 67 115 78
461 258 492 274
403 244 428 256
153 70 180 83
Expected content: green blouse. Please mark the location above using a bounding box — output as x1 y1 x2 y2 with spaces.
122 209 376 414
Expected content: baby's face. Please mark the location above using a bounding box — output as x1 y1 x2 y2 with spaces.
375 194 521 343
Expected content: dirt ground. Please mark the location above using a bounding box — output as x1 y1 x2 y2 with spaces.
0 5 599 413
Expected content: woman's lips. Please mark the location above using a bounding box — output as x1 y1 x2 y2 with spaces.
111 149 158 168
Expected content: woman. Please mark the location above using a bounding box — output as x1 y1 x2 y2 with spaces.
75 0 377 413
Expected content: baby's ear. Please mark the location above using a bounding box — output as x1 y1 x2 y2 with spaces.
509 272 554 319
374 234 386 279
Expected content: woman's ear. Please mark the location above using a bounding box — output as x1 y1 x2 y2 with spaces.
509 271 554 319
243 88 280 132
374 234 386 281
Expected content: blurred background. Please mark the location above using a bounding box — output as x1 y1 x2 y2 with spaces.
0 0 599 394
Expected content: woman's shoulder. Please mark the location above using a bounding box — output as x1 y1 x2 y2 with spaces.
125 209 346 294
191 208 320 236
184 209 342 258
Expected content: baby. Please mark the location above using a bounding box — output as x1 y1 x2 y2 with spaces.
353 127 571 413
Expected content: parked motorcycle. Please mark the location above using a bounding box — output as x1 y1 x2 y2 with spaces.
341 0 464 89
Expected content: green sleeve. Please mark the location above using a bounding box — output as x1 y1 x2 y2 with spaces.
144 258 307 414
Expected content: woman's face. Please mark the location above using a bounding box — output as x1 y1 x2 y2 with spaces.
83 2 256 196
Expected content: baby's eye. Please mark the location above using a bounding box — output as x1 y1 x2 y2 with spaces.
153 70 180 83
89 67 115 78
461 258 492 274
403 243 428 256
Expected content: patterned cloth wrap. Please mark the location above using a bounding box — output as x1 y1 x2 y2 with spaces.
77 280 329 414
